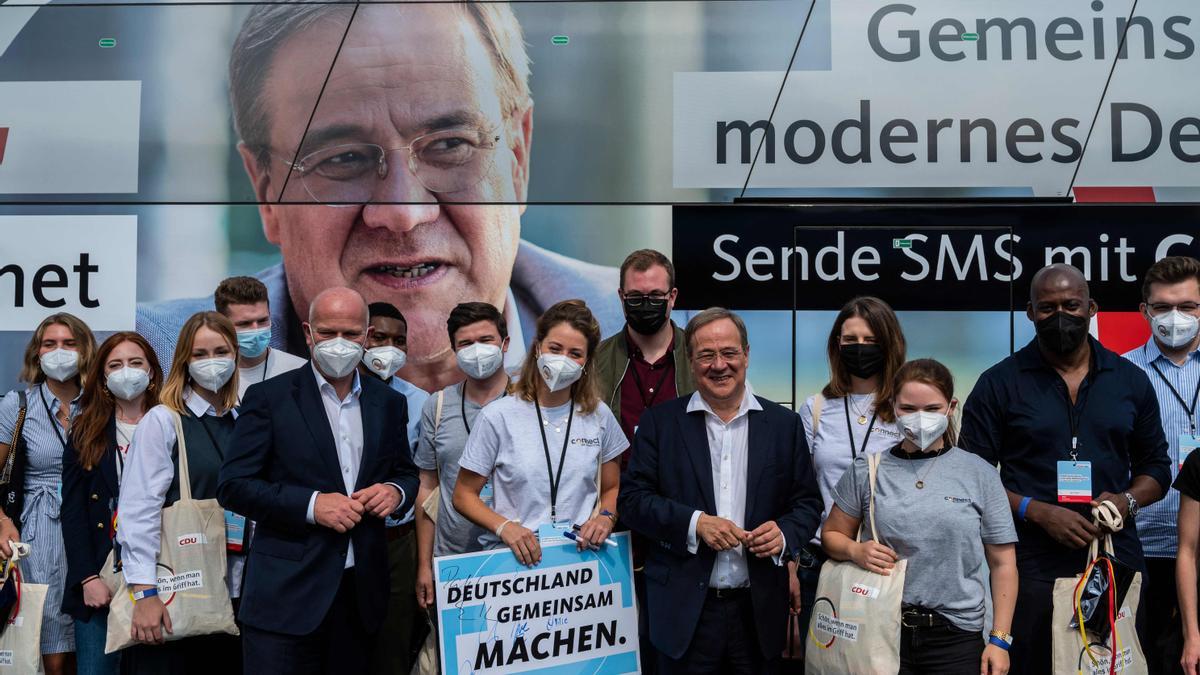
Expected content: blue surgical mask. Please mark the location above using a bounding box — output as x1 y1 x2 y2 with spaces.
237 327 271 359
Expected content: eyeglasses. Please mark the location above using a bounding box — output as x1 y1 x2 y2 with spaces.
1149 302 1200 314
622 292 671 307
282 128 501 207
693 348 744 366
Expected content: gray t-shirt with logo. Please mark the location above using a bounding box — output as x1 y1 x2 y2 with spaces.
832 446 1018 632
414 382 503 557
459 396 628 550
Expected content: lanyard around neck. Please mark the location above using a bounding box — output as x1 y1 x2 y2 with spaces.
38 385 69 452
534 396 575 523
842 396 878 459
1148 354 1200 434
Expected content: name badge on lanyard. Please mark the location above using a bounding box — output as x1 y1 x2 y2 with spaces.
537 520 573 543
1057 460 1093 503
224 511 247 552
480 480 494 506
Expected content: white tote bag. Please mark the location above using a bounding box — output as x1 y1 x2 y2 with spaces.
0 542 46 672
1051 504 1147 675
103 410 239 653
806 452 907 675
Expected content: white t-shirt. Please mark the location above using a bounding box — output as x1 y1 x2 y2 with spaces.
237 348 308 400
459 396 628 549
115 418 138 483
799 392 903 544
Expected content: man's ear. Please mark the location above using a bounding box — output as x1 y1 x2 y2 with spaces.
239 142 283 245
508 104 533 208
1025 301 1035 323
501 336 511 353
1088 299 1099 317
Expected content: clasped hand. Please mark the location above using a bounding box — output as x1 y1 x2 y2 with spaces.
696 514 784 558
315 484 401 532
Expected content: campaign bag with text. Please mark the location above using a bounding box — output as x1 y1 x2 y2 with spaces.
0 541 46 672
806 451 906 675
103 410 239 653
1052 502 1147 675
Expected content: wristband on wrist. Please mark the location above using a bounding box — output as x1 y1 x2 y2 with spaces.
988 635 1012 651
495 519 516 538
132 588 158 602
81 575 100 586
1018 496 1033 522
600 509 617 523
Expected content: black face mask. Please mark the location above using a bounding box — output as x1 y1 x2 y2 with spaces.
624 299 669 336
840 343 885 379
1036 311 1090 356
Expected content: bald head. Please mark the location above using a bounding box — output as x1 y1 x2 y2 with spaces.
1030 264 1090 305
309 287 369 326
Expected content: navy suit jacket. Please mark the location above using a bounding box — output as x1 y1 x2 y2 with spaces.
217 366 419 636
617 394 822 660
61 417 121 621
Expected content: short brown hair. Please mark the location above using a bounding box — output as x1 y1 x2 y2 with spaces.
514 300 602 413
214 276 269 315
888 359 958 447
1142 256 1200 302
19 313 97 387
683 307 748 359
230 3 531 168
447 302 506 344
821 297 907 423
619 249 675 290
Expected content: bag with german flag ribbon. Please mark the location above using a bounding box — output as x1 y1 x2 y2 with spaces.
0 541 47 673
1051 501 1147 675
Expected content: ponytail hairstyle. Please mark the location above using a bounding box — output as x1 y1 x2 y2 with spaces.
514 300 602 413
889 358 957 447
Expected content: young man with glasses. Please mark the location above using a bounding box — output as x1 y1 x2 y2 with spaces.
594 249 695 674
1123 256 1200 675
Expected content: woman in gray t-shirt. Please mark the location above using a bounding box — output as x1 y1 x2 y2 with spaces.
824 359 1019 675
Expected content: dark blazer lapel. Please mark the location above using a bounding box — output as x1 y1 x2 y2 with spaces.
355 379 386 491
679 405 717 515
293 371 343 482
100 417 120 497
745 400 769 520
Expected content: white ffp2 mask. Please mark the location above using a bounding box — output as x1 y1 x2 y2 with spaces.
897 411 949 451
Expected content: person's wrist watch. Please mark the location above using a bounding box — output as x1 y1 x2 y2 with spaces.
132 588 159 602
1124 492 1139 520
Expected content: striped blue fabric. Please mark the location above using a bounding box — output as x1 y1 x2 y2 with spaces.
0 383 78 654
1123 339 1200 559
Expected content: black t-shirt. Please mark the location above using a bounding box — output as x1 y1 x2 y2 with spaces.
1174 450 1200 501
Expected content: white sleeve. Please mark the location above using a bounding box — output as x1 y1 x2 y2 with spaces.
798 396 816 451
458 408 502 477
117 406 178 586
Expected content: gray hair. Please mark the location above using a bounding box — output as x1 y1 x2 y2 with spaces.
684 307 749 359
229 2 532 167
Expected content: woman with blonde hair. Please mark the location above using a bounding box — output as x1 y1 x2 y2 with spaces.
62 331 164 675
454 300 628 566
117 311 242 673
0 312 97 675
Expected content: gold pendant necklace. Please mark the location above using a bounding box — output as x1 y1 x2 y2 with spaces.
913 449 945 489
850 394 872 425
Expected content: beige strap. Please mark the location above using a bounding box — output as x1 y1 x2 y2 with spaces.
170 410 194 502
434 389 444 433
1088 500 1123 561
865 451 882 544
811 393 825 435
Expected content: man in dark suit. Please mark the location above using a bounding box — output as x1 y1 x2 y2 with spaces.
618 307 822 674
218 286 419 673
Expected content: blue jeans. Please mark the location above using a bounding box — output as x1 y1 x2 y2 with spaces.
75 613 120 675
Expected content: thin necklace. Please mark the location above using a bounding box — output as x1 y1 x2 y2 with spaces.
912 446 947 489
849 393 873 425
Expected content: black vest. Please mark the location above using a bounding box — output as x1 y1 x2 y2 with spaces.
165 409 234 505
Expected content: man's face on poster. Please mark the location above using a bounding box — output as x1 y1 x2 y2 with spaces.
239 4 531 367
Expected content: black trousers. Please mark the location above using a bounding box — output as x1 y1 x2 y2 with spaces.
1145 557 1184 675
1009 575 1054 675
657 590 776 675
369 528 421 674
634 569 657 675
242 570 377 674
795 542 828 669
898 608 983 675
121 633 242 675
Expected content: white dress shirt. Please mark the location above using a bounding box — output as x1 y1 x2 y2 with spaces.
118 388 237 587
302 364 406 569
685 384 785 588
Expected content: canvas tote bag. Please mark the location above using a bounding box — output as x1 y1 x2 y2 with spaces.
0 542 46 672
1052 502 1147 675
806 451 907 675
103 410 239 653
